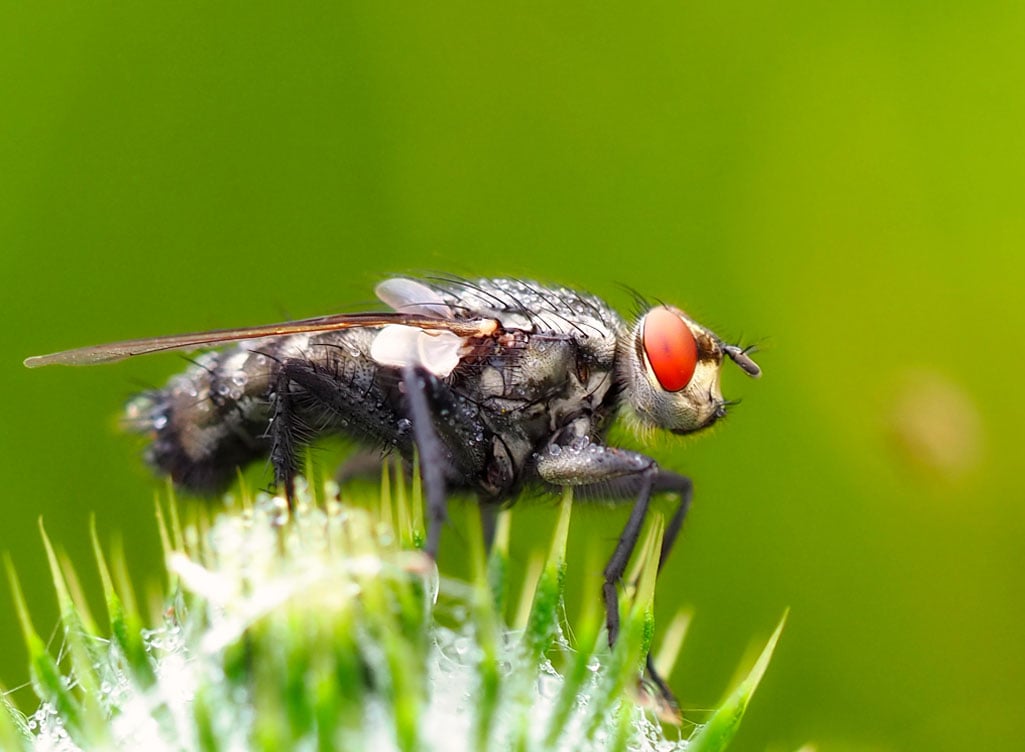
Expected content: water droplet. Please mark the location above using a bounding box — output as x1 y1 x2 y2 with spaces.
538 673 560 698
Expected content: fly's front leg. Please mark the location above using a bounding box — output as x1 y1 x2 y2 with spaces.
536 442 656 647
535 440 693 710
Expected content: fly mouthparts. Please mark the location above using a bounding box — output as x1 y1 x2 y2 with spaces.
723 344 762 379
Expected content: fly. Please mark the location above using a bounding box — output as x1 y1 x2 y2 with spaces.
25 276 761 709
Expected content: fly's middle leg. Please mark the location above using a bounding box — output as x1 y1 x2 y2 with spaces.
400 366 490 559
401 366 449 558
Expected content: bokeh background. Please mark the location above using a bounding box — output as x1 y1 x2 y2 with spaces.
2 3 1022 749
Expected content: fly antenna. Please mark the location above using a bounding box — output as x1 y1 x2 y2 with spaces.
723 344 762 379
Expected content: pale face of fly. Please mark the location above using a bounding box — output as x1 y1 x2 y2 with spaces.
621 305 761 436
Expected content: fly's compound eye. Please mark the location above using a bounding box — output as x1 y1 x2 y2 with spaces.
642 307 698 392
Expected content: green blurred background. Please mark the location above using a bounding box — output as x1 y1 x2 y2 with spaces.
2 2 1022 749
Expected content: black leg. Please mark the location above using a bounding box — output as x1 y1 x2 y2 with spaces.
601 469 655 648
651 471 693 574
478 502 499 553
269 368 301 504
646 653 676 710
269 356 487 557
268 357 410 507
535 442 694 710
401 366 449 559
643 474 692 714
399 365 492 558
630 472 691 713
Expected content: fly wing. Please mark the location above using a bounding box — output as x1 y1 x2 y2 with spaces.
24 312 499 368
370 325 465 378
374 278 454 318
368 279 470 376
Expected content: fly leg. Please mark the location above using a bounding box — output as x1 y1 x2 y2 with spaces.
400 366 490 558
401 366 448 558
268 357 410 504
535 442 693 711
478 502 500 552
269 368 302 502
642 471 692 707
535 442 657 647
598 469 692 713
269 357 485 556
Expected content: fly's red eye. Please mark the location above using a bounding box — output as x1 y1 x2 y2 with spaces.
642 308 698 392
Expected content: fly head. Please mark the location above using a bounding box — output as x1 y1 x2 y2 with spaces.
620 305 761 436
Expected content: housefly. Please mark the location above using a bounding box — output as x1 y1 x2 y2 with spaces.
25 276 761 708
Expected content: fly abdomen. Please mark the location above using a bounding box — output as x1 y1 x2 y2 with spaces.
123 329 417 494
124 346 280 493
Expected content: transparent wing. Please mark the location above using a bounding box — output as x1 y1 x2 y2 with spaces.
24 312 499 368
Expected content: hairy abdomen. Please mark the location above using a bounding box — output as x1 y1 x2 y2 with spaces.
123 330 393 494
124 345 280 493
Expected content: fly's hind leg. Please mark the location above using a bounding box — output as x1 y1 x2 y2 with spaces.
268 357 411 504
535 442 693 712
270 357 486 557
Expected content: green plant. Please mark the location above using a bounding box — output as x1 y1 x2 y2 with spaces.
2 468 784 751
